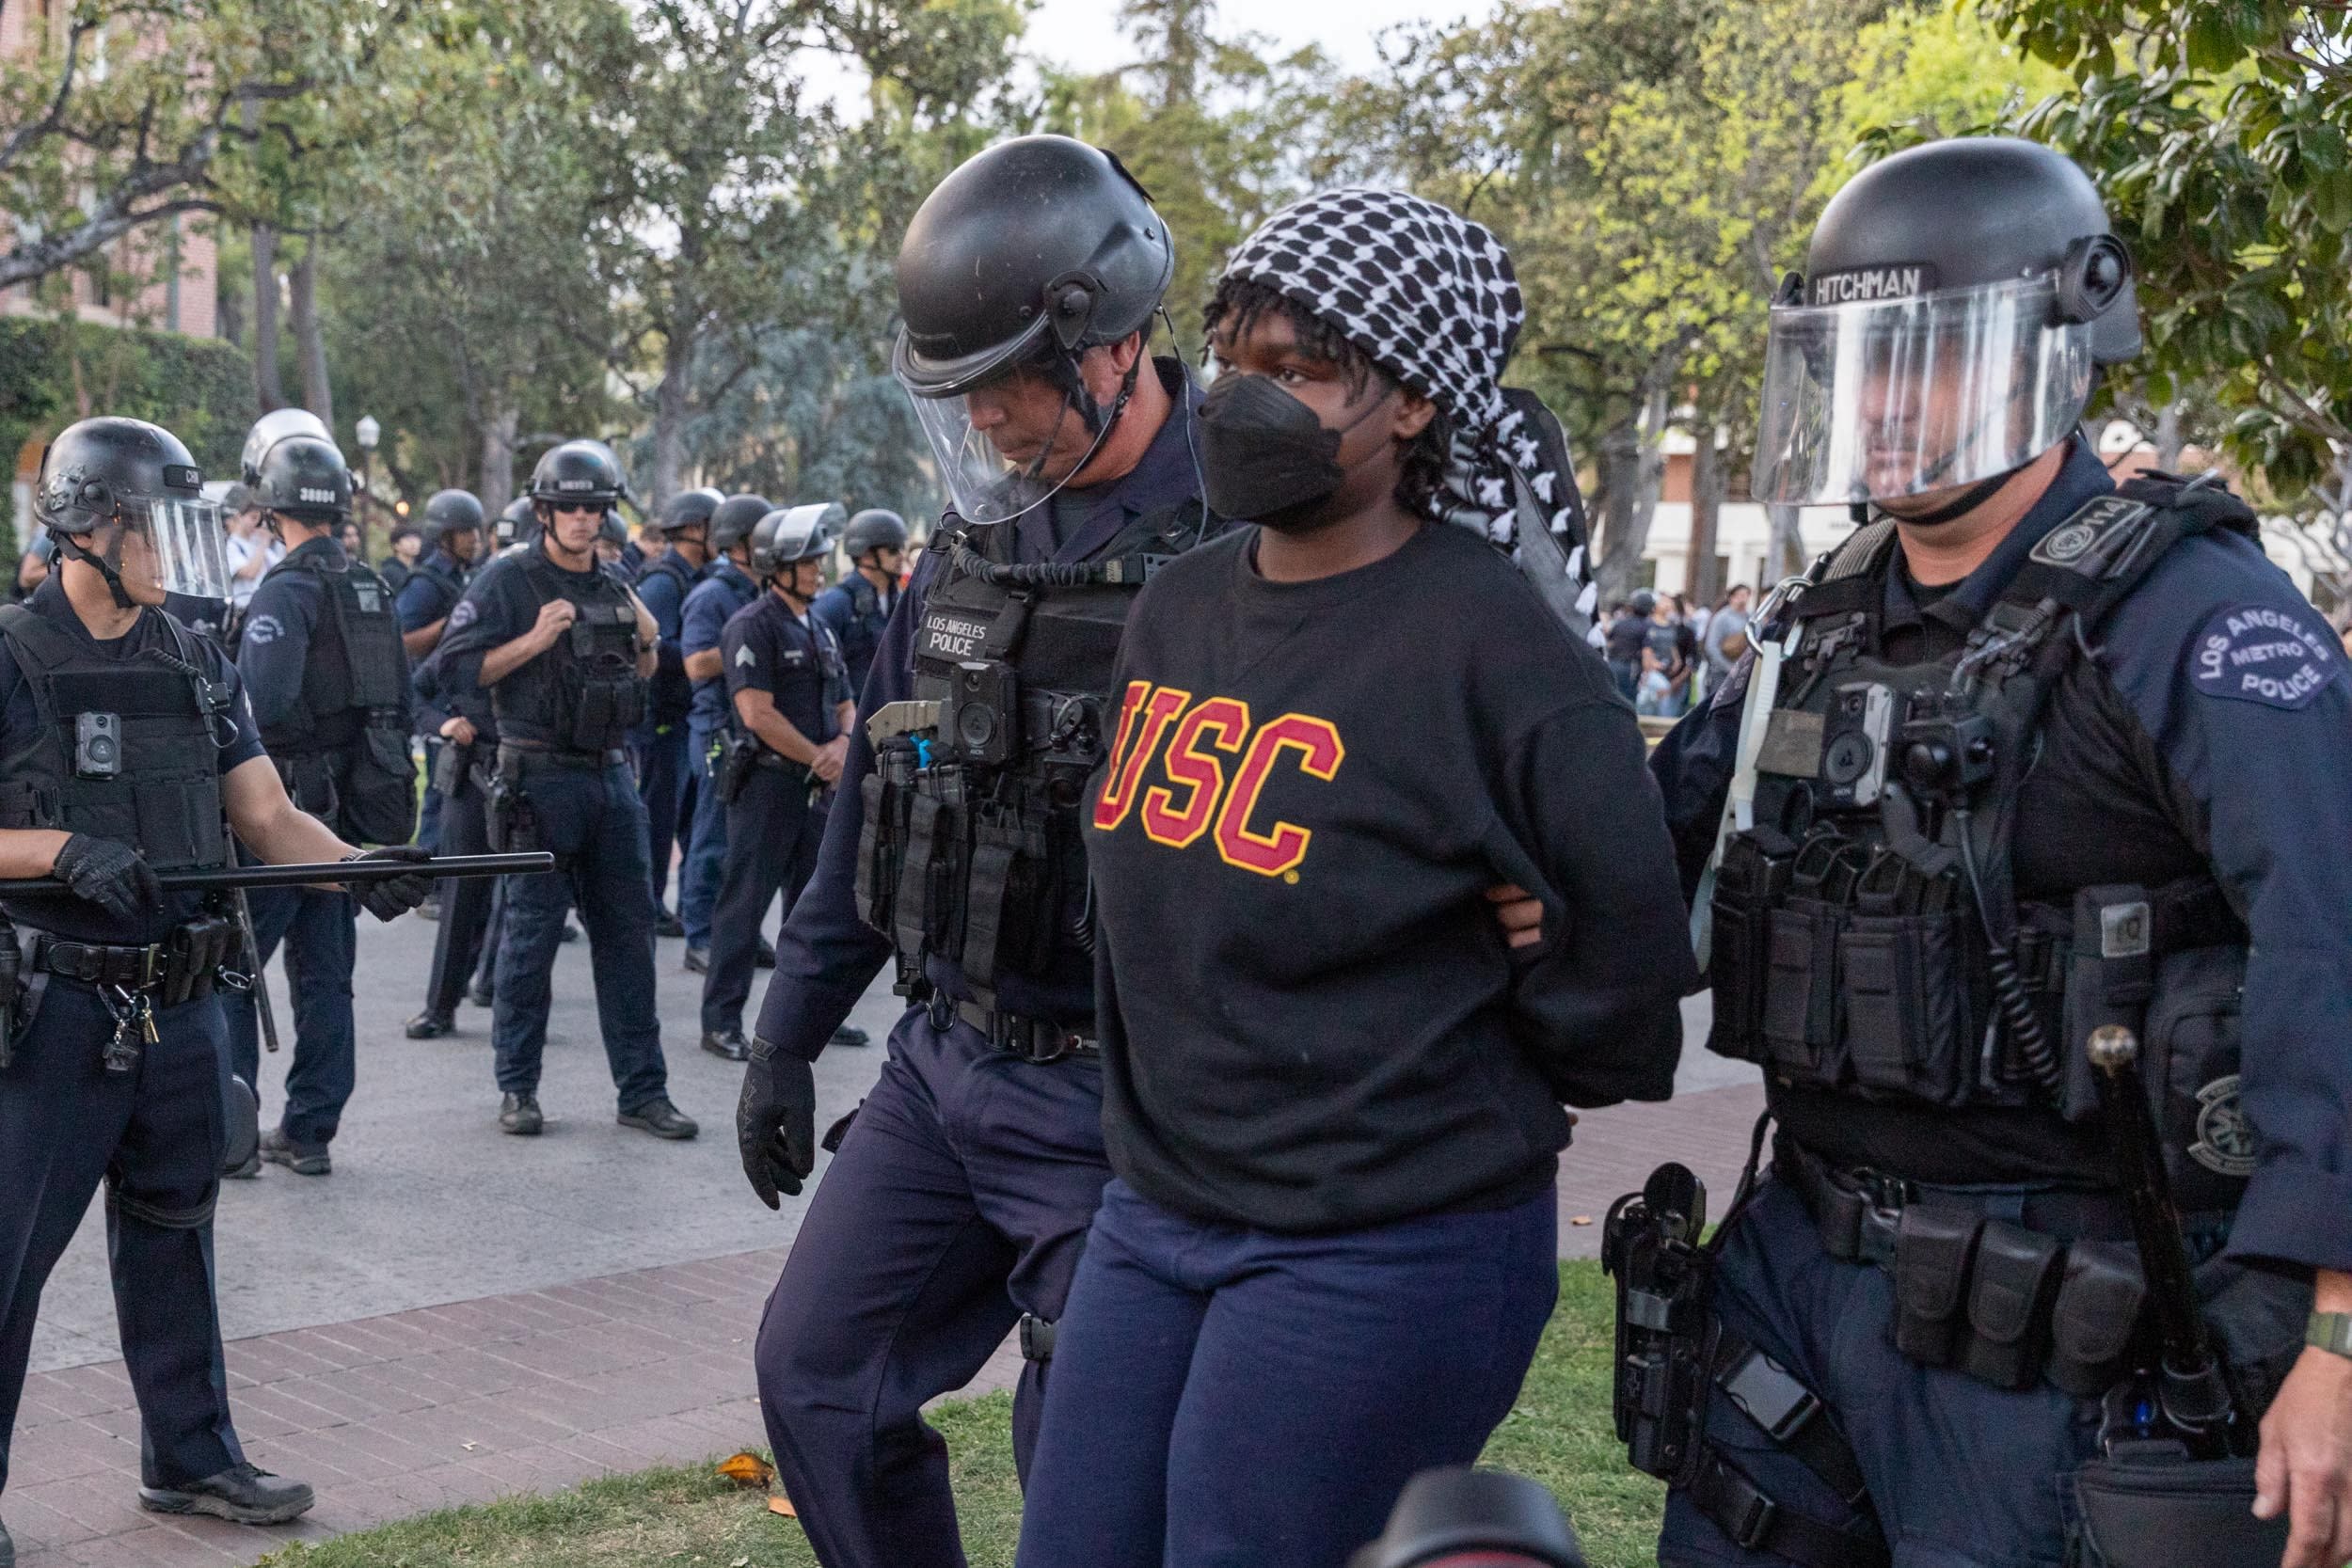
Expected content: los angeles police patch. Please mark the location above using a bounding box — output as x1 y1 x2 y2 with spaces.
2189 602 2343 710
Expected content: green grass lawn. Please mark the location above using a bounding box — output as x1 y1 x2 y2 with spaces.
255 1261 1663 1568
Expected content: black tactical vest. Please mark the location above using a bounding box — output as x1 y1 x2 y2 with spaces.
493 557 646 754
1707 477 2261 1208
635 551 698 726
855 502 1210 1003
0 603 232 873
263 551 417 846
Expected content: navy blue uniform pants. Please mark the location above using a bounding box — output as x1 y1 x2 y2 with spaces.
224 884 358 1149
678 724 728 949
701 768 826 1036
490 759 668 1113
1014 1179 1559 1568
755 1008 1110 1568
0 984 243 1494
422 780 495 1020
631 722 691 912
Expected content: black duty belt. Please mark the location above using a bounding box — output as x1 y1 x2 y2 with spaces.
1776 1136 2137 1267
29 931 169 990
499 741 627 771
952 998 1096 1064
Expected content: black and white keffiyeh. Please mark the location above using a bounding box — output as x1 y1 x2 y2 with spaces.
1220 186 1597 621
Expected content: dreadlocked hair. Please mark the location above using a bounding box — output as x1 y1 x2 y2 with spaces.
1201 275 1454 520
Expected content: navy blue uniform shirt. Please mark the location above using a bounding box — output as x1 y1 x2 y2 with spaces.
238 534 416 744
395 548 470 635
1653 440 2352 1276
755 356 1208 1061
683 558 758 733
810 573 894 704
722 590 850 747
0 579 263 942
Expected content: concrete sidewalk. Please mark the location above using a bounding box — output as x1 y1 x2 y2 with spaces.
10 910 1756 1566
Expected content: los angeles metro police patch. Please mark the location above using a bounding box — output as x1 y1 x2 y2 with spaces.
2189 602 2343 710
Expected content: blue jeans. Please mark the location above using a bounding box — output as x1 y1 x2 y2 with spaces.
223 883 358 1148
677 723 728 948
1015 1178 1559 1568
490 760 668 1112
0 983 243 1491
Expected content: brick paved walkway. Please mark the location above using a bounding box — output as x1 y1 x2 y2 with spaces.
7 1080 1763 1567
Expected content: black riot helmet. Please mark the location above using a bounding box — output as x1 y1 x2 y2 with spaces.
599 508 628 547
892 135 1174 524
420 489 485 547
750 503 845 578
495 495 536 548
1753 136 2139 513
842 508 909 560
526 438 628 508
36 417 230 606
662 486 723 542
710 493 773 556
250 432 354 527
239 407 331 487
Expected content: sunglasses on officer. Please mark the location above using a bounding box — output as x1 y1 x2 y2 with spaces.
549 501 605 518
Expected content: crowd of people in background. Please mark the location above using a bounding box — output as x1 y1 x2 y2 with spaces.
1589 583 1753 716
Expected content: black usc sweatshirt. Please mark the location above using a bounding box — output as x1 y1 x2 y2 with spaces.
1086 522 1695 1234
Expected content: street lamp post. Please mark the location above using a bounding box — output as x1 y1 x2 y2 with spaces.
355 415 381 553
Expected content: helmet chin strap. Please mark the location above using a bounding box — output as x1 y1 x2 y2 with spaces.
58 528 138 610
1877 467 2018 528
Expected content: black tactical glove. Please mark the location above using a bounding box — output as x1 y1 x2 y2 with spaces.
738 1037 817 1210
342 846 436 922
53 834 163 924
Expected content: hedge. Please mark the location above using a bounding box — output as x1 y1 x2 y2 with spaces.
0 316 256 564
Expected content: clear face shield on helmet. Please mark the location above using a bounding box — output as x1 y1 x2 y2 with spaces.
119 496 233 601
1749 273 2096 508
900 350 1123 527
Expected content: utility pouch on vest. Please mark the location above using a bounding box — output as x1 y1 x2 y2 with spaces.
2141 946 2251 1214
855 741 916 939
894 774 964 967
1759 833 1862 1085
961 799 1054 990
2070 1456 2285 1568
2047 1241 2147 1398
1962 1220 2065 1389
341 723 420 847
1841 910 1975 1102
1892 1205 1982 1368
1708 830 1795 1064
2061 886 2156 1121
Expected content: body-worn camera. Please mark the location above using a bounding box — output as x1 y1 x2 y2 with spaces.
1820 681 1894 809
1899 702 1996 802
947 659 1021 767
74 711 121 780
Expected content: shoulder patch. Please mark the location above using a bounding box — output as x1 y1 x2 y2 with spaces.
735 643 755 668
447 599 478 633
2189 601 2344 710
244 613 283 646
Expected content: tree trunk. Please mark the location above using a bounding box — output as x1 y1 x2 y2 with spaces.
650 327 692 509
290 242 333 430
250 222 286 413
1766 503 1808 583
1592 356 1677 607
2153 403 2184 471
1688 419 1727 608
479 402 518 515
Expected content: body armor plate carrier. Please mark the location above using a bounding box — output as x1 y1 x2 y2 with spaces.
494 558 647 756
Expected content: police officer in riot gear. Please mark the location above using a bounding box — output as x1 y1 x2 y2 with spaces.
226 422 422 1177
0 418 433 1559
676 493 772 972
404 639 500 1040
810 507 907 699
398 489 486 864
1630 137 2352 1568
699 505 854 1061
739 135 1220 1568
435 439 698 1141
633 487 720 932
